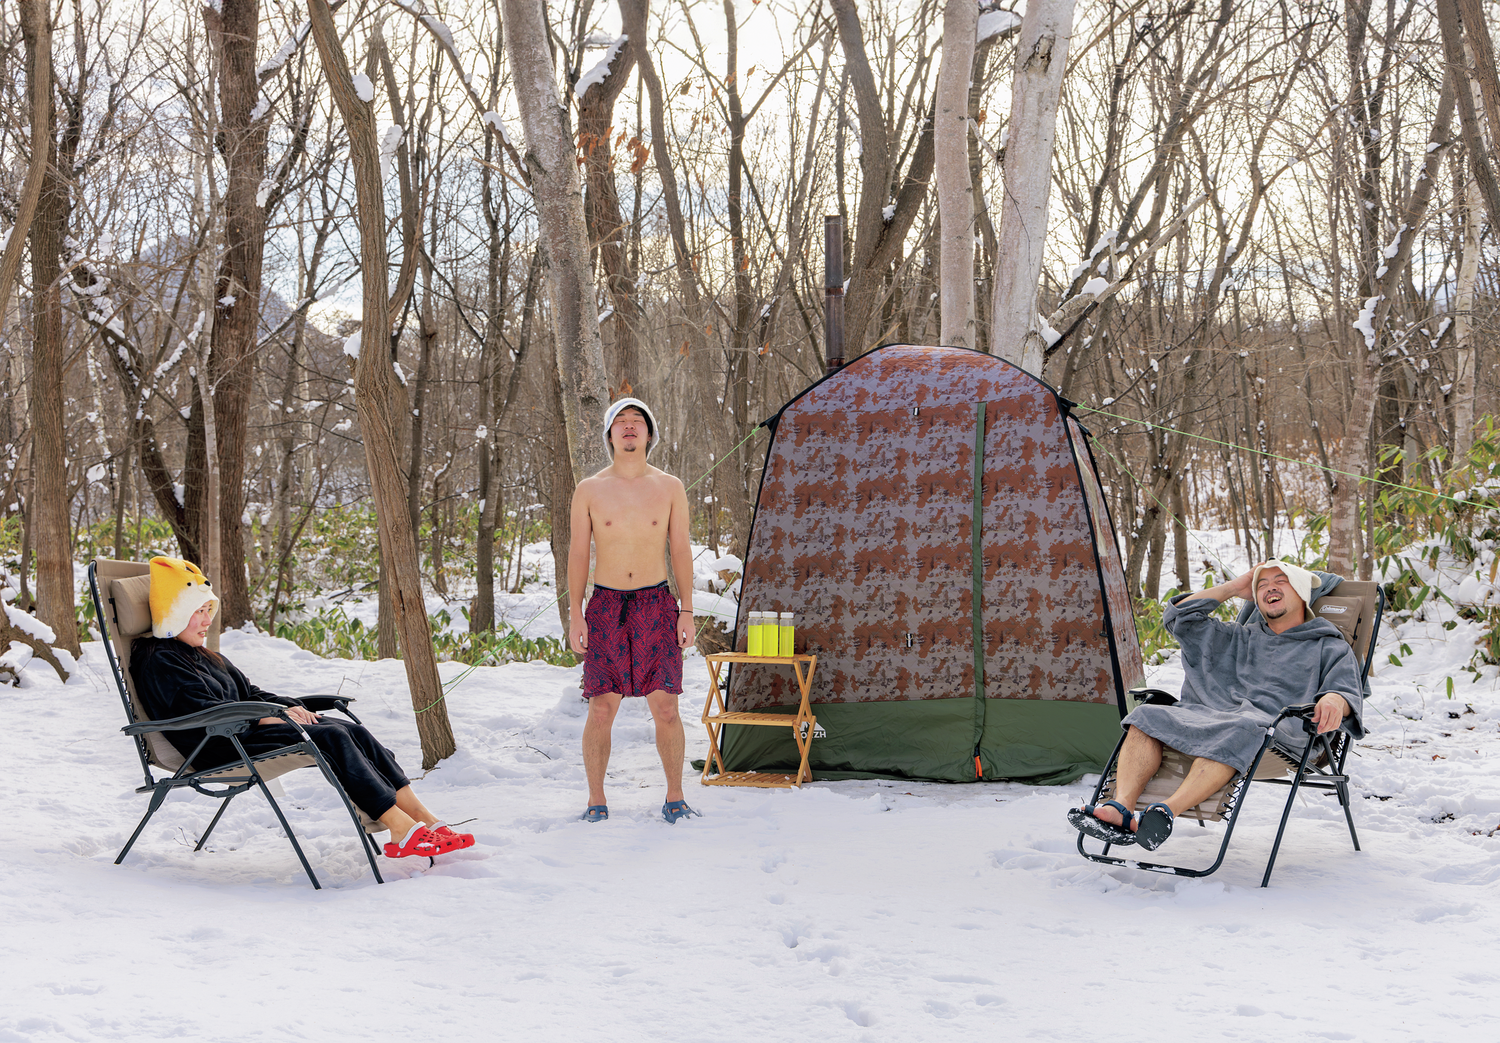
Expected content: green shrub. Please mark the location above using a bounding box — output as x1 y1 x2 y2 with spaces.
274 606 380 661
429 606 576 667
272 603 575 668
70 516 181 564
250 501 555 623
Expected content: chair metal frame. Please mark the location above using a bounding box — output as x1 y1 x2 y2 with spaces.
90 559 385 889
1077 582 1384 887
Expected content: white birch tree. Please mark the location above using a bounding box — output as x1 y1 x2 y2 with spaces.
990 0 1076 374
935 0 977 350
502 0 610 484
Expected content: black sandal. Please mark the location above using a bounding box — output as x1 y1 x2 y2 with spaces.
1135 802 1175 851
1068 800 1137 845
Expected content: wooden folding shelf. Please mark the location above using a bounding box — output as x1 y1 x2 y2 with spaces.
700 652 818 789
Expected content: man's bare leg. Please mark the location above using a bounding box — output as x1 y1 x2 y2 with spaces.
1162 757 1236 817
645 687 685 802
1092 726 1164 829
583 692 623 807
1097 730 1237 832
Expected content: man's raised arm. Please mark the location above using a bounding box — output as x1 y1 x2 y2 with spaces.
1177 568 1254 607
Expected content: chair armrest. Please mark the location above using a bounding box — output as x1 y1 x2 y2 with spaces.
1272 703 1319 736
293 695 356 712
122 701 288 735
1130 687 1178 706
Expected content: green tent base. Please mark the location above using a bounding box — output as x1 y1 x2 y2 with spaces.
717 697 1124 786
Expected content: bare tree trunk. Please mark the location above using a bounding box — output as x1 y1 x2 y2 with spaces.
206 0 269 630
269 208 331 630
1327 74 1454 576
723 0 755 560
936 0 977 349
408 254 436 540
21 0 79 657
502 0 610 483
1437 0 1500 231
990 0 1076 373
618 0 700 312
0 0 51 323
306 0 455 767
1144 507 1167 601
1171 473 1191 593
113 440 132 559
578 31 640 396
473 243 538 634
377 551 398 658
1452 171 1480 459
190 372 224 649
829 0 937 353
188 67 225 652
470 137 505 635
546 347 575 633
429 458 450 598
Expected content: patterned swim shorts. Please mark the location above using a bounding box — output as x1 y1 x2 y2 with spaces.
581 582 684 698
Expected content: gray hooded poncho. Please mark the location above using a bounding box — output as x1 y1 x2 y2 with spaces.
1121 592 1365 774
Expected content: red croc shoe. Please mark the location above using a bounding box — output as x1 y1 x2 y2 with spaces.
383 825 441 859
430 823 475 852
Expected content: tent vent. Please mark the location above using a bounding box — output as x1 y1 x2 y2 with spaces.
905 632 915 648
911 407 920 416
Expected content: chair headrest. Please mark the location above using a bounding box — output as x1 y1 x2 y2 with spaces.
1312 595 1362 645
109 575 154 638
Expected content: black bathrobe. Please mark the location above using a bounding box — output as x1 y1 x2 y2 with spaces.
130 637 408 818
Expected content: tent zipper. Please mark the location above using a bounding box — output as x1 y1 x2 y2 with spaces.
971 401 988 779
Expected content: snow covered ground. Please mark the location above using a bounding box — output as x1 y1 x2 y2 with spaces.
5 537 1500 1041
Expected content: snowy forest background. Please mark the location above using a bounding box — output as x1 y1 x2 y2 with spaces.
5 0 1500 744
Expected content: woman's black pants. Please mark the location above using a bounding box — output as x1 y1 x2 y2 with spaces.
203 718 410 820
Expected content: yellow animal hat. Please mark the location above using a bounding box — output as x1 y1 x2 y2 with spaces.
149 556 218 639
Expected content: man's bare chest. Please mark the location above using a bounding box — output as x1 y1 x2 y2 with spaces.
590 487 671 542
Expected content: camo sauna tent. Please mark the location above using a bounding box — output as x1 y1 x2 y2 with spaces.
720 344 1145 784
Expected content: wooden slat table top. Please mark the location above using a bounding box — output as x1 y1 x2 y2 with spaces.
701 710 814 725
705 652 817 665
701 770 803 788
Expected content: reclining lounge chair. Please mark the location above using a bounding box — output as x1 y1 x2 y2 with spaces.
1077 580 1384 887
89 558 385 889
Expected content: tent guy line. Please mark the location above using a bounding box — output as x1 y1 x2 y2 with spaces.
1073 403 1473 507
1084 438 1241 581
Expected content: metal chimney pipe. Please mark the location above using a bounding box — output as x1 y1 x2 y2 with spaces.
824 214 845 374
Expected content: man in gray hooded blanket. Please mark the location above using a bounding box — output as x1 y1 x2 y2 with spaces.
1068 560 1364 851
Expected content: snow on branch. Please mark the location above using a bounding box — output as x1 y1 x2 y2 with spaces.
1044 194 1209 340
576 36 627 96
1352 295 1383 350
381 0 528 187
257 20 308 81
380 124 406 179
977 10 1021 42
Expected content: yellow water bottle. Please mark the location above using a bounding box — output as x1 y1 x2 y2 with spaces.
779 611 795 656
747 611 763 656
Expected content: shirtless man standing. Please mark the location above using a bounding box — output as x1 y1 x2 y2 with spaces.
568 398 699 823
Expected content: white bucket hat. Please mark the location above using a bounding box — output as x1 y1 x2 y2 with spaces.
1250 559 1316 613
602 397 659 458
